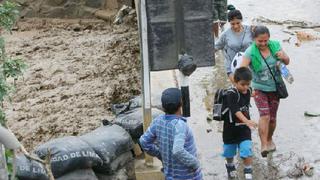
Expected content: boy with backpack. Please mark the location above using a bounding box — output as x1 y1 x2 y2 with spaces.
214 67 257 179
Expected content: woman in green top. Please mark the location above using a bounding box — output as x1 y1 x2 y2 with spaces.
241 26 290 157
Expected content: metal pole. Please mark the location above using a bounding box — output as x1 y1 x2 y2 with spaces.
138 0 153 166
179 71 190 117
175 0 191 117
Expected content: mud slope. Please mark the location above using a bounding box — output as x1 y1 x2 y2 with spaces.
3 18 140 151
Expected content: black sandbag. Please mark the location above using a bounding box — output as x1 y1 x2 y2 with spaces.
95 157 135 180
80 124 134 174
114 108 164 139
108 151 133 174
111 96 142 115
34 136 103 178
15 154 49 180
177 54 197 76
56 169 98 180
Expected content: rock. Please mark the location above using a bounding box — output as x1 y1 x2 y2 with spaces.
95 10 116 22
85 0 103 8
72 24 82 32
41 6 67 18
46 0 68 6
33 46 40 52
15 0 29 6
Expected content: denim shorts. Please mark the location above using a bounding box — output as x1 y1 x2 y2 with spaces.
222 140 252 158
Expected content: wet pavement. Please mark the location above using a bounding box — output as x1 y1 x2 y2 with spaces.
150 0 320 179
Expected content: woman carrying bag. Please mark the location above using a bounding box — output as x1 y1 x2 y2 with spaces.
214 8 253 82
241 26 290 157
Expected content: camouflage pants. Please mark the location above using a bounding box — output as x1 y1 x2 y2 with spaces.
213 0 227 22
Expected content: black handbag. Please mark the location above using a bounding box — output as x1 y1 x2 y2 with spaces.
259 51 288 99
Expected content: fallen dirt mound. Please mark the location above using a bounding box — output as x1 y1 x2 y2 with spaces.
14 0 133 19
3 18 140 151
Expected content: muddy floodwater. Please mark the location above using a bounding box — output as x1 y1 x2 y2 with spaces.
152 0 320 179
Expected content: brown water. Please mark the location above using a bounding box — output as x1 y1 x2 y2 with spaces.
151 0 320 179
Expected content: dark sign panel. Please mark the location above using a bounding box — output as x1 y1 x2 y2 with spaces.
146 0 214 71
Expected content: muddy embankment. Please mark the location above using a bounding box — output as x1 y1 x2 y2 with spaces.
14 0 133 18
3 15 140 151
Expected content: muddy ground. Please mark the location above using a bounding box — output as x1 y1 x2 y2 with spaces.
3 17 141 151
150 0 320 179
2 0 320 179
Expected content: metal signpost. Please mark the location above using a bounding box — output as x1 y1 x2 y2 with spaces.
137 0 214 166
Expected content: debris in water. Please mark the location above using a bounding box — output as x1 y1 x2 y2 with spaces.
303 164 314 177
282 37 291 43
304 111 320 117
206 114 213 122
287 157 314 178
252 16 309 26
296 31 318 42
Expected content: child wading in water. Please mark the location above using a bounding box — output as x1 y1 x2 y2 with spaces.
222 67 257 179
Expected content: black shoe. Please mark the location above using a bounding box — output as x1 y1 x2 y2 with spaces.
225 164 237 179
244 168 253 180
261 150 269 158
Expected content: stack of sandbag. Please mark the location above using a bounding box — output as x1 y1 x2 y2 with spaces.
15 154 49 180
114 108 164 140
15 123 134 180
34 136 103 179
80 124 134 177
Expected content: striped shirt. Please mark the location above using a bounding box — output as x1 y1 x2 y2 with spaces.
140 114 202 180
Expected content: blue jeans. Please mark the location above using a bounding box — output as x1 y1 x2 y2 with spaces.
223 140 252 158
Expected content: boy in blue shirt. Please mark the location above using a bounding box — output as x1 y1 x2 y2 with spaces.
222 67 257 179
139 88 202 180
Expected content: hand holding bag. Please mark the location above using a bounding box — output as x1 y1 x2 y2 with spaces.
259 51 288 99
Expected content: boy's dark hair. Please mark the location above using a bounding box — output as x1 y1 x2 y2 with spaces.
163 101 182 114
227 10 242 22
253 25 270 38
161 88 182 114
234 67 252 82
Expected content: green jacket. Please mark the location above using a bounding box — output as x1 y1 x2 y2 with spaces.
250 40 281 72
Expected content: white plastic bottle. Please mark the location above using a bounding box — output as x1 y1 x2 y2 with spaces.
278 62 294 84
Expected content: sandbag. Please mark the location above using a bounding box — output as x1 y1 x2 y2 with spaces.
15 154 49 180
114 108 164 139
34 136 102 178
108 151 133 174
56 169 98 180
95 158 135 180
111 96 142 115
177 54 197 76
80 124 134 174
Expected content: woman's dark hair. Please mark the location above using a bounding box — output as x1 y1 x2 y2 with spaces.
227 10 242 22
227 4 236 11
234 67 252 82
253 25 270 38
